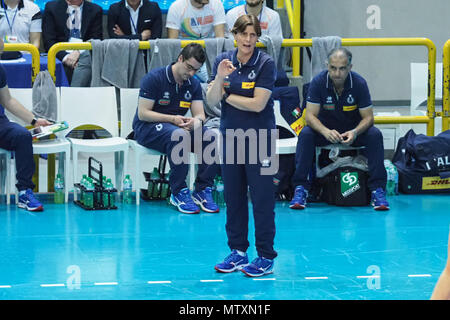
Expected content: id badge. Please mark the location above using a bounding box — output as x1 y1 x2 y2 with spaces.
4 35 18 43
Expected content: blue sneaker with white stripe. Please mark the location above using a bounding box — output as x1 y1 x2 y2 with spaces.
215 250 249 273
241 257 274 277
18 189 44 212
192 187 219 213
169 188 200 214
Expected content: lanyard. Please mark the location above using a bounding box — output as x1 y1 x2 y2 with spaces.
129 15 137 34
2 1 18 34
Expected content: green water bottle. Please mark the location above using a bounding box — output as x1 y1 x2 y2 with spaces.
80 174 88 205
85 178 94 209
151 167 161 198
54 173 64 204
123 174 133 204
216 176 225 207
103 178 115 207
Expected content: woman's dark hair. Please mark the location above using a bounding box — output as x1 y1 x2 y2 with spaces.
231 14 261 37
178 42 206 64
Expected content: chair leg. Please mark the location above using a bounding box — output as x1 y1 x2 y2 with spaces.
135 151 140 206
72 151 78 202
63 151 70 203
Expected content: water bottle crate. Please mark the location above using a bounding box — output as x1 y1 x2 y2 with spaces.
141 172 171 200
73 157 118 210
74 183 118 210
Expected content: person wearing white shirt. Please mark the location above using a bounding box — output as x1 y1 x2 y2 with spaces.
0 0 42 49
225 0 282 38
166 0 226 40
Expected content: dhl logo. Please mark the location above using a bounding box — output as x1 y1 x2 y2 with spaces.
422 176 450 190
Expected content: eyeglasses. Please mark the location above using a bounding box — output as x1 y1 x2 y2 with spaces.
184 61 200 72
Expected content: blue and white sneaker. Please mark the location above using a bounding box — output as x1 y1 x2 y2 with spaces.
371 187 390 211
289 185 308 209
215 250 249 273
18 189 44 212
169 188 200 214
241 257 274 277
192 187 219 213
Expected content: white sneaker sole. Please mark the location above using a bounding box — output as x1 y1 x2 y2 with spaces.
169 196 199 214
192 197 219 213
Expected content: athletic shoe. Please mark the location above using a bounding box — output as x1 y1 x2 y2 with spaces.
192 187 219 213
289 185 308 209
169 188 200 214
241 257 274 277
215 250 249 273
18 189 44 212
371 187 390 211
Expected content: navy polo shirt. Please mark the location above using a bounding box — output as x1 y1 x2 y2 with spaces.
210 48 276 130
132 64 203 129
0 65 7 117
307 70 372 133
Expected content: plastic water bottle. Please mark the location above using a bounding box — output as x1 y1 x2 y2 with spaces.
160 170 170 199
85 178 95 208
384 160 398 196
215 176 225 206
123 174 133 204
103 178 115 208
54 173 64 204
151 167 161 198
80 174 88 205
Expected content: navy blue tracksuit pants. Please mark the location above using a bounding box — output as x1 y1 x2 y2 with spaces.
135 122 217 195
0 116 35 191
292 126 387 191
221 130 277 260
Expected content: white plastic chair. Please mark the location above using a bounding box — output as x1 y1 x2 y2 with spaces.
119 88 164 205
60 86 129 201
273 100 298 154
7 88 71 203
0 148 13 204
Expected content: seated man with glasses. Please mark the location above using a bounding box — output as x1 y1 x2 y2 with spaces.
132 43 220 214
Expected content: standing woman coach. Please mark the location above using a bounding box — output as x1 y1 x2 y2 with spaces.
206 14 277 277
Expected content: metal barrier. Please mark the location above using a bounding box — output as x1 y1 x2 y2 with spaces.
3 43 40 83
47 37 437 136
441 40 450 132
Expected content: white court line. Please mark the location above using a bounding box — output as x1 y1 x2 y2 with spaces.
356 275 380 279
94 282 118 286
305 277 328 280
0 285 11 288
147 281 172 284
200 279 224 283
408 274 432 278
40 283 65 287
253 278 276 281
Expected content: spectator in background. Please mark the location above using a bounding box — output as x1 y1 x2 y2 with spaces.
107 0 162 41
0 0 42 50
166 0 226 82
42 0 103 85
225 0 282 38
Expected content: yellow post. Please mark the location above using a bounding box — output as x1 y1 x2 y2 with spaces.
443 40 450 132
3 43 40 83
292 0 301 77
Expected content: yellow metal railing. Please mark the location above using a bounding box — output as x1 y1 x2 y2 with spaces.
3 43 40 83
48 37 437 136
441 40 450 131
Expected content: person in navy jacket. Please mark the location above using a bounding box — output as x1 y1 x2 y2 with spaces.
289 48 389 211
133 43 219 214
207 14 277 277
107 0 162 40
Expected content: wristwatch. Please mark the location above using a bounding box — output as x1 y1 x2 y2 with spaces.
30 118 37 126
222 92 230 101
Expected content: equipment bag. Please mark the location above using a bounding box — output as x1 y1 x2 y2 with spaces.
392 129 450 194
319 166 371 206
